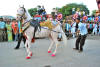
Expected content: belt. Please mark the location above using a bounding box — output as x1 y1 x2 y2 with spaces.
80 34 87 36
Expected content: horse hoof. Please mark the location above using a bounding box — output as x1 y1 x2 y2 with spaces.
30 52 32 56
51 54 55 57
26 56 31 59
48 51 51 53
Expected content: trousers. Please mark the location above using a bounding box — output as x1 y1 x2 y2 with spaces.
15 33 26 48
75 34 87 51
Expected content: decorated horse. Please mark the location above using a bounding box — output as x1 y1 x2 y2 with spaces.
17 6 67 59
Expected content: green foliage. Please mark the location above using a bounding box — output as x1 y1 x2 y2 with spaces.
91 10 96 16
57 3 89 18
28 8 37 17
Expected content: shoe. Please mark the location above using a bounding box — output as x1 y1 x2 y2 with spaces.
14 47 19 49
58 38 62 41
78 50 83 53
73 48 79 50
67 38 69 40
23 47 25 48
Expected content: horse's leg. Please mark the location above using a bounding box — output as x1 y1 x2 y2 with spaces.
25 39 30 59
53 44 59 56
51 39 59 57
48 39 54 53
51 32 59 56
25 36 32 59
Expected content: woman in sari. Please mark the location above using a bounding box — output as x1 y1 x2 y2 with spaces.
6 19 13 42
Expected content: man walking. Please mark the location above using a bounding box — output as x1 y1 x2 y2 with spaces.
14 20 26 49
73 18 87 53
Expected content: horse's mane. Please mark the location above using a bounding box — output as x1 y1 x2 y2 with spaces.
24 8 32 21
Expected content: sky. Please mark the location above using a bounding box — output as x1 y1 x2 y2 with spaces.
0 0 98 17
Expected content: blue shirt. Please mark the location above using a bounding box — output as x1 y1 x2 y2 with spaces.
78 22 87 35
52 21 58 26
89 24 93 29
0 21 6 29
65 23 71 31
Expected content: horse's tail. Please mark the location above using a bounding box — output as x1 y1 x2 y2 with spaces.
57 23 67 46
57 22 67 46
61 31 67 46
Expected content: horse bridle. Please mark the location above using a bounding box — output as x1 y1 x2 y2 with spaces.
17 7 27 20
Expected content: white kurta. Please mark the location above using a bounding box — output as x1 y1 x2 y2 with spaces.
71 22 76 34
93 24 97 34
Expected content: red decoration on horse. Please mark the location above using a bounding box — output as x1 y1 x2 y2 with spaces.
95 17 99 22
83 16 88 21
73 14 78 19
57 13 62 20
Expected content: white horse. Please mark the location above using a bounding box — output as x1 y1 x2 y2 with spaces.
17 6 67 59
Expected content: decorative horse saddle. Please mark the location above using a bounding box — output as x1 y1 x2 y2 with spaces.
40 20 59 29
21 20 59 33
21 20 41 33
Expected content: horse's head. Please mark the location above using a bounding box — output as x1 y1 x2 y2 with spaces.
17 6 26 21
97 0 100 10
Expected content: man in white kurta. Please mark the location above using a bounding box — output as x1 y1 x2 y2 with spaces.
93 22 98 35
71 21 76 38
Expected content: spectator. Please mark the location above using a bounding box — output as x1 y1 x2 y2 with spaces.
89 22 93 34
0 18 6 42
93 22 98 35
11 19 18 41
71 20 76 38
6 19 13 42
65 20 71 39
87 21 90 34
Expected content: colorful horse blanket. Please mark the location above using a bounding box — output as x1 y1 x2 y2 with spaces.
40 20 59 29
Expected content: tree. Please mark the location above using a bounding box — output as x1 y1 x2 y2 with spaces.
91 10 96 16
57 3 89 18
28 8 37 17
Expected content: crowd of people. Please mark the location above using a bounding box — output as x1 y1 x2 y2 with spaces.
0 15 100 42
63 16 100 39
0 18 20 42
62 15 100 52
0 5 100 42
0 6 99 54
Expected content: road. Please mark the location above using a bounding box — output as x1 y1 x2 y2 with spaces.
0 35 100 67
